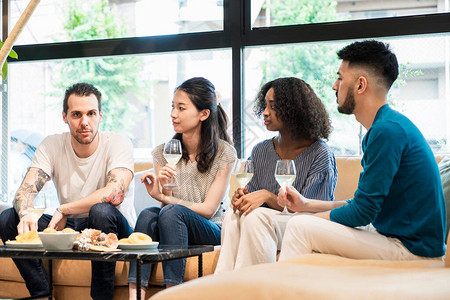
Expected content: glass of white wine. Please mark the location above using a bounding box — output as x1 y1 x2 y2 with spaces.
275 159 296 215
235 160 254 189
26 192 47 230
163 139 183 190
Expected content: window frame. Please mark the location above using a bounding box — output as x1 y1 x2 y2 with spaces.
1 0 449 196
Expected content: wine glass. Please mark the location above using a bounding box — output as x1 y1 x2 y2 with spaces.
26 192 47 230
163 139 182 190
235 160 254 189
275 160 296 215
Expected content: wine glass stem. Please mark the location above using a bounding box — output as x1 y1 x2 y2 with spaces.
170 174 176 184
169 164 176 185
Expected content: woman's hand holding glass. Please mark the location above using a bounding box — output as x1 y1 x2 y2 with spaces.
158 165 177 188
162 139 182 190
235 160 254 190
232 160 253 213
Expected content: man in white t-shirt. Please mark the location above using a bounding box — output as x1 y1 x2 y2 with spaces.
0 82 135 300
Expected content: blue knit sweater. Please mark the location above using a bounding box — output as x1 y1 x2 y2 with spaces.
331 104 446 257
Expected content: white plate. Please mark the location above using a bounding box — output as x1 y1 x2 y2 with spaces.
118 241 159 250
5 241 44 249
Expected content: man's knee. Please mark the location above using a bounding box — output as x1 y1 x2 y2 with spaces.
0 208 18 235
88 203 118 228
89 203 116 217
286 215 322 235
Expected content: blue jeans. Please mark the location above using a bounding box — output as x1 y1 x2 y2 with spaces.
0 203 132 300
128 204 221 287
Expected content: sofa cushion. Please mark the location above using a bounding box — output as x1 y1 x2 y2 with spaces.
282 253 444 268
334 156 362 200
150 255 449 300
0 256 26 282
149 249 221 286
0 280 30 299
51 259 129 286
438 156 450 239
133 169 159 216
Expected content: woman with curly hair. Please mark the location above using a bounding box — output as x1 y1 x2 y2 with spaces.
215 77 337 273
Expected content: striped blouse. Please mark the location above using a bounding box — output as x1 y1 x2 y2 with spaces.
246 139 337 201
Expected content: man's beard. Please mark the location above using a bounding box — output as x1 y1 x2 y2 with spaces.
73 130 98 144
337 87 355 115
69 124 98 145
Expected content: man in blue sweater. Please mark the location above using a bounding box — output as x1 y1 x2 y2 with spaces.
278 40 446 260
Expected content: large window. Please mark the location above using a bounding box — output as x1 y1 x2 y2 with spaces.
1 0 449 205
12 0 224 45
7 49 232 200
243 34 450 157
252 0 449 28
8 50 232 150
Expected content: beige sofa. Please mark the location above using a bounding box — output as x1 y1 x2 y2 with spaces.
150 155 450 300
1 156 447 299
0 162 221 299
151 253 450 300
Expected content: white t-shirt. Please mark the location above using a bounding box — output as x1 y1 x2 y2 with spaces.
30 132 136 227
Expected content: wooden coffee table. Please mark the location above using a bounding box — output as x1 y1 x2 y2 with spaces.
0 244 215 300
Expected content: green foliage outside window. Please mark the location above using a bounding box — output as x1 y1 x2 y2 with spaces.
262 0 340 117
261 0 423 154
0 42 18 81
50 0 148 136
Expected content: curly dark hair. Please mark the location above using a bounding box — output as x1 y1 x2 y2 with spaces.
254 77 331 141
337 40 399 90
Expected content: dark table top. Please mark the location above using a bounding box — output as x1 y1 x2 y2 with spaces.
0 244 215 263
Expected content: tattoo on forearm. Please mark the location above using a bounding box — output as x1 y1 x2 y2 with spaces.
101 168 128 206
103 189 125 206
14 169 50 213
35 169 50 190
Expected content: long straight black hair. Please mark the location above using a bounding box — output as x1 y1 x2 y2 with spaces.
173 77 232 173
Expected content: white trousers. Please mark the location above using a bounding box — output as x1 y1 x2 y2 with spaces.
215 207 293 274
279 214 437 261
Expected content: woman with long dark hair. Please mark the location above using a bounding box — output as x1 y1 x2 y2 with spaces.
128 77 237 298
215 77 337 273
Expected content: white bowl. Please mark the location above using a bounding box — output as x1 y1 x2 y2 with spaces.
38 231 79 250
